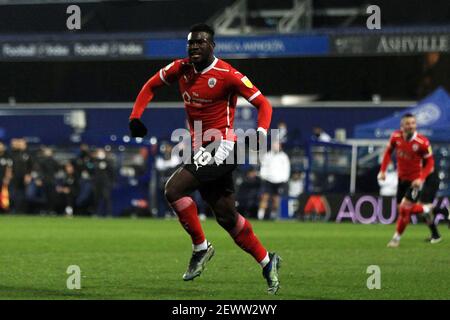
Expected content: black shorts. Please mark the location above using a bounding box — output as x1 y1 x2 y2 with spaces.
261 180 287 196
183 143 237 195
397 172 439 204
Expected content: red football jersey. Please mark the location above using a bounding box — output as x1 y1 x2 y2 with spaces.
383 130 433 181
159 57 265 148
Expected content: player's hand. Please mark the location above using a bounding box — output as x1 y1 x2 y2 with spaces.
250 127 267 152
129 118 148 137
412 178 423 189
377 171 386 181
214 139 235 165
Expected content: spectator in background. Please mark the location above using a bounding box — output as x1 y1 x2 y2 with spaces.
25 163 47 214
92 148 114 216
37 146 59 213
276 121 288 145
312 126 332 142
155 142 181 217
288 171 304 198
73 143 94 178
257 142 291 220
55 162 78 217
377 163 398 197
10 138 33 213
75 169 94 215
0 142 12 212
236 168 261 218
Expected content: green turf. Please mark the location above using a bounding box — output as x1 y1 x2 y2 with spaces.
0 215 448 300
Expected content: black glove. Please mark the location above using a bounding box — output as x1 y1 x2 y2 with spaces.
129 118 148 137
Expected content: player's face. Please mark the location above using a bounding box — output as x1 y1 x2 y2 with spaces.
401 117 416 138
187 31 214 64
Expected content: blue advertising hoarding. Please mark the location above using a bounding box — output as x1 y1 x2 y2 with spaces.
145 34 329 58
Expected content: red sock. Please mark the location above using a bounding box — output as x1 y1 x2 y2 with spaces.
170 197 205 245
410 203 424 215
228 214 268 263
396 205 411 235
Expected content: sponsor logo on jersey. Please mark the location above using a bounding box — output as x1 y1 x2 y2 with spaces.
241 76 253 88
208 77 217 88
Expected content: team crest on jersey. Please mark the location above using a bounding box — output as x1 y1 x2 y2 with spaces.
412 143 419 151
241 76 253 88
208 77 217 88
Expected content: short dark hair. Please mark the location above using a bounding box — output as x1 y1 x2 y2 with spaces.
402 113 415 119
190 23 215 39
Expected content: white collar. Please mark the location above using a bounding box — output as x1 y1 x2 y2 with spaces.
404 131 417 142
194 56 218 74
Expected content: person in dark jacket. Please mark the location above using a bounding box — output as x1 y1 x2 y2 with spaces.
37 146 59 213
55 162 79 216
10 138 33 213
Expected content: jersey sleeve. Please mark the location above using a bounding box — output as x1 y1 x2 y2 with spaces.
380 134 396 173
228 69 272 131
228 69 262 103
420 138 434 179
421 138 433 158
159 59 183 85
388 133 397 149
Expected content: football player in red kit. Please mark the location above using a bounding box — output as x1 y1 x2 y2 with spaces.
128 24 281 294
378 113 443 247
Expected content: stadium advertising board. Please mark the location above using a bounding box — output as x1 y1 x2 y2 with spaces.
2 32 450 60
331 33 450 55
290 194 449 224
146 35 329 58
0 40 146 60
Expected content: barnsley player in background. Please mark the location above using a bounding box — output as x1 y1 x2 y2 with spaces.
128 24 281 294
378 113 444 247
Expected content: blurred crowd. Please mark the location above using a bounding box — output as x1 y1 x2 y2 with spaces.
0 138 114 216
1 123 331 219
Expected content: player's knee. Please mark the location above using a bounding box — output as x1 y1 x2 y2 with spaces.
164 183 180 203
215 208 237 230
399 203 413 221
399 204 407 216
216 215 235 231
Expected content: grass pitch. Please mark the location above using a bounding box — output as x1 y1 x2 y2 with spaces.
0 215 448 300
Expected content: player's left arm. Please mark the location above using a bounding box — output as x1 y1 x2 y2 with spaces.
412 139 435 188
229 71 272 135
419 140 435 181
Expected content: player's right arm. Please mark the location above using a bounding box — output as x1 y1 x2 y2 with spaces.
378 133 396 180
129 60 182 137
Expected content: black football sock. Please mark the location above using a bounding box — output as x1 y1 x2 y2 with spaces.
428 208 440 238
428 223 440 239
